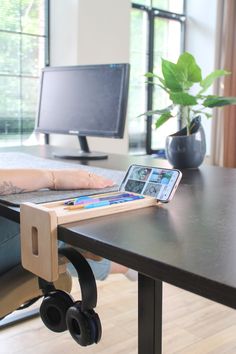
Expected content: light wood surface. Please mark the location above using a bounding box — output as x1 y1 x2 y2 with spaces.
0 267 72 319
20 203 58 282
1 276 236 354
20 194 157 281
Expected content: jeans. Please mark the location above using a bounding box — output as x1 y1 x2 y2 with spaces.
0 216 111 280
0 217 21 276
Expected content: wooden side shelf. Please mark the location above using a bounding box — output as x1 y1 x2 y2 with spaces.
20 192 158 282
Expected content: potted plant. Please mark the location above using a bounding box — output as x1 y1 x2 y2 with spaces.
140 52 236 168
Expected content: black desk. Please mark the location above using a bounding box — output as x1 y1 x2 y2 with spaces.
1 145 236 354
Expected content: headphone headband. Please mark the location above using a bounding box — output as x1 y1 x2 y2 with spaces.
59 247 97 311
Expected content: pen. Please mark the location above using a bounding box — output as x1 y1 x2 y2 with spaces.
65 195 144 210
65 200 113 210
84 200 113 209
96 193 134 202
71 196 127 206
64 196 93 205
83 196 144 209
64 193 135 205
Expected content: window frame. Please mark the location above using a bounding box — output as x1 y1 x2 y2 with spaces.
0 0 50 145
131 2 186 154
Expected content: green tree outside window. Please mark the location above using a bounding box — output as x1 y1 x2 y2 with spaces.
0 0 48 145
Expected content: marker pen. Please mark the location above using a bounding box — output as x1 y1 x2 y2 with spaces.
84 196 144 209
65 195 144 210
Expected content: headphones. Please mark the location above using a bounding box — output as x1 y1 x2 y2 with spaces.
39 247 102 347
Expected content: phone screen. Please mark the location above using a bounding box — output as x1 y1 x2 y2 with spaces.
120 165 181 202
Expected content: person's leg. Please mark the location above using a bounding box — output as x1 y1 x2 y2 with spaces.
87 259 137 281
59 241 138 281
87 258 112 281
0 217 21 276
110 262 138 281
66 254 137 282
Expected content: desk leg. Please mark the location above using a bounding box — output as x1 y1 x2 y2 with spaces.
138 274 162 354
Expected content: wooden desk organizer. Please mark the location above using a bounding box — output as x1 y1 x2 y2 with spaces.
20 192 157 282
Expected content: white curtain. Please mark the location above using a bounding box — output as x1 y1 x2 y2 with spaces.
211 0 236 167
210 0 225 166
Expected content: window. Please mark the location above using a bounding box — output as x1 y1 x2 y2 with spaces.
129 1 185 155
0 0 49 147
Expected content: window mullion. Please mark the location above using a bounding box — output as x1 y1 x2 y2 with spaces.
146 8 154 154
20 0 23 143
148 10 185 154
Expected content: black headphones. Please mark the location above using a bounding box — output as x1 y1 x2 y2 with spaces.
39 247 102 347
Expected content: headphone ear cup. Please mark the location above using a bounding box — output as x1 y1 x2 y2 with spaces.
88 309 102 344
40 291 74 333
66 301 102 346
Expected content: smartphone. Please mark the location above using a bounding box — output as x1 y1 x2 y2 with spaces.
119 164 182 203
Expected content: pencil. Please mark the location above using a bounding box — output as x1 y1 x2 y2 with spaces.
65 204 85 210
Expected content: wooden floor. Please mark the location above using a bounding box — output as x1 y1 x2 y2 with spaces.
1 275 236 354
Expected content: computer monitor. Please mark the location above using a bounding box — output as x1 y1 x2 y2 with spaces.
36 63 130 160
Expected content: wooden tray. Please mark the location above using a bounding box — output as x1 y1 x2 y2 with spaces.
20 192 158 281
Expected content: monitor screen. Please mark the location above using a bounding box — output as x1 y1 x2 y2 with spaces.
36 63 130 159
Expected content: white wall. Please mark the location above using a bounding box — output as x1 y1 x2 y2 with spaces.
50 0 79 66
49 0 131 154
185 0 218 155
49 0 218 156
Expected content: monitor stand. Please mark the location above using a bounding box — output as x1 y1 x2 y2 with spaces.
53 136 108 160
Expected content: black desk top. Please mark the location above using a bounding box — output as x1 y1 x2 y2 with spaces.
58 166 236 309
0 144 170 171
1 145 236 309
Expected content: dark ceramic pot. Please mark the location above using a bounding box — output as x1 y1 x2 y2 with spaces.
165 117 206 169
